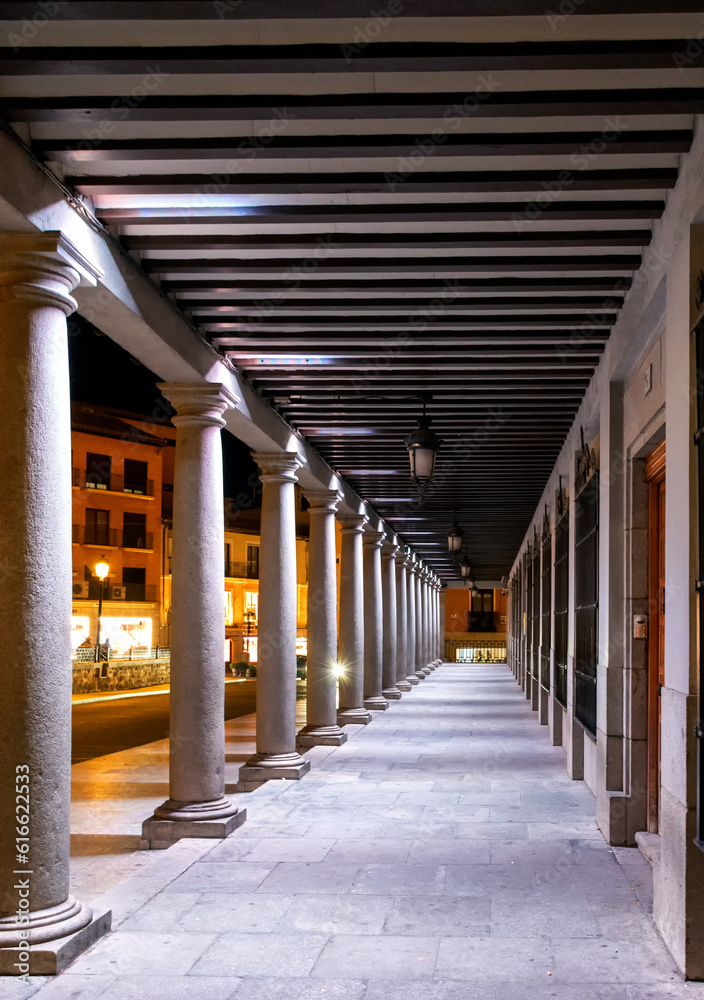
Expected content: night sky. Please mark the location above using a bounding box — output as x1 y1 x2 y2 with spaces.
67 314 259 500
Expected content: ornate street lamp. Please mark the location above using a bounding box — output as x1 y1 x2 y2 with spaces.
447 513 464 554
405 399 440 486
460 553 472 581
94 557 110 661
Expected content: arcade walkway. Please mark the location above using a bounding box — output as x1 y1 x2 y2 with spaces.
22 664 704 999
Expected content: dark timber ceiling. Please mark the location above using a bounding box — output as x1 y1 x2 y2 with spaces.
1 1 701 579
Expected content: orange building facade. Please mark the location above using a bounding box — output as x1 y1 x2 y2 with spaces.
70 404 174 657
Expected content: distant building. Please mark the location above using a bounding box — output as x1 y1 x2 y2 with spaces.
70 403 175 657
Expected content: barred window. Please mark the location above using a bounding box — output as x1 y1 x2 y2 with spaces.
574 442 599 737
541 515 552 693
553 502 569 709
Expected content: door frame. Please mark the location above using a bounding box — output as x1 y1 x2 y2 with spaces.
645 438 666 834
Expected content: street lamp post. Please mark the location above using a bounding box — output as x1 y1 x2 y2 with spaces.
94 557 110 661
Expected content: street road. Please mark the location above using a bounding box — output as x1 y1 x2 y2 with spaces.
71 680 259 763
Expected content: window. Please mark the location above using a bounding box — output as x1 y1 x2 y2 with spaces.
541 512 552 692
530 539 540 684
554 492 569 708
469 589 494 631
86 452 111 490
246 544 260 579
574 433 599 737
123 458 148 494
123 512 147 549
244 590 258 627
122 566 146 602
85 508 110 546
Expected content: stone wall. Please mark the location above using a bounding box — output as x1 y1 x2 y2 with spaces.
72 658 170 694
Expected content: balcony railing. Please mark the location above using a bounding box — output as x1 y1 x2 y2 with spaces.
73 468 155 497
73 644 169 663
225 560 260 579
445 638 507 663
73 525 154 550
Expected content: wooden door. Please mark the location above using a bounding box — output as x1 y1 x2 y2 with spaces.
645 439 666 833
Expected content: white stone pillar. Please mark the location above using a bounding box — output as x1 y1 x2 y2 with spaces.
439 586 447 663
381 537 402 700
337 515 372 724
415 565 430 677
423 571 435 670
144 383 244 847
297 490 348 747
239 453 310 785
406 556 421 684
432 578 441 664
363 528 388 710
0 232 109 968
428 578 436 665
412 562 428 679
395 552 413 692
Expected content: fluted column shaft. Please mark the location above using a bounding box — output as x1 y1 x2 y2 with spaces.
381 539 401 700
0 232 104 954
337 516 372 724
363 529 388 710
395 554 413 692
149 382 241 836
239 453 310 783
298 490 347 747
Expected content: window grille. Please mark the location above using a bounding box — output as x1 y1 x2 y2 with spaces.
541 508 552 692
553 485 569 708
574 429 599 737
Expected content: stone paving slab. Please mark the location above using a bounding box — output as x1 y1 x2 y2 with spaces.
21 664 704 996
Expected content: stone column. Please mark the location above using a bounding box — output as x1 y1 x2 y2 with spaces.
239 453 310 786
337 515 372 724
433 578 441 664
395 552 413 692
439 586 447 663
363 528 389 710
423 572 435 670
406 556 421 684
415 566 430 677
381 537 402 700
143 383 244 847
0 231 110 971
297 490 348 747
428 578 436 665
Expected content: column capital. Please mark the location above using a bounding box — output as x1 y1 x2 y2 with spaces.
339 513 368 534
159 381 239 429
362 528 385 549
303 488 342 512
381 535 400 560
0 229 102 315
397 550 411 569
252 450 304 483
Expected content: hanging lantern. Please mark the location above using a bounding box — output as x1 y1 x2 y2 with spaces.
447 515 464 553
460 553 472 580
405 401 440 485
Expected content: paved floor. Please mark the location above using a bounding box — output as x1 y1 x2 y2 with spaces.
19 663 704 998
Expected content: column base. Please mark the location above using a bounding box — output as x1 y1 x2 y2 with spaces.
297 724 348 748
382 686 402 700
425 663 436 671
415 669 428 680
396 679 413 692
363 695 389 711
237 751 311 790
0 899 111 976
406 675 421 685
142 796 244 849
337 707 373 725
